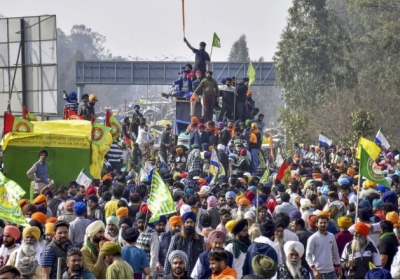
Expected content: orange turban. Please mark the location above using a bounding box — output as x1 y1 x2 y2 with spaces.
238 197 252 206
46 217 57 224
18 199 29 208
31 212 47 224
354 222 370 237
116 207 129 218
102 173 112 181
318 211 330 219
312 173 323 179
347 167 356 177
168 215 183 228
33 194 47 206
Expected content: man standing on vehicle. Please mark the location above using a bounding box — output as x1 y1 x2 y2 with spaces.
77 94 89 119
27 149 50 196
218 78 236 122
160 126 172 163
193 71 219 122
130 105 142 140
183 39 210 78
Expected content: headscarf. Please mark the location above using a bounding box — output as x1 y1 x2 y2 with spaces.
168 216 183 228
100 241 121 255
365 268 392 279
225 191 236 200
116 207 129 218
106 215 119 227
207 196 218 207
354 222 370 237
33 194 47 206
337 216 352 229
121 227 139 243
86 220 105 238
73 202 87 216
283 241 305 258
4 225 20 240
168 250 189 267
182 212 196 223
251 255 277 279
208 230 227 244
154 215 167 226
31 212 47 224
45 223 55 235
22 226 41 241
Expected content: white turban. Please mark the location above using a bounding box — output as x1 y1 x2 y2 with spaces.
217 144 225 151
180 204 191 216
283 241 304 258
85 220 105 238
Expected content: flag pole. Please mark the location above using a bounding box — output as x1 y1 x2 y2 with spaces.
355 149 361 223
181 0 185 38
233 75 237 120
210 46 214 60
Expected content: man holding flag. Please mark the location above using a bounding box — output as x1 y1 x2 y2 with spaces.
183 38 210 78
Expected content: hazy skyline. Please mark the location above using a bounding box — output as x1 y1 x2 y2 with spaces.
1 0 292 62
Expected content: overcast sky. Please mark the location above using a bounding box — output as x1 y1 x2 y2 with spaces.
1 0 292 62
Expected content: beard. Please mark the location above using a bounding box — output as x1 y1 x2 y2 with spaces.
351 236 367 253
93 235 104 244
138 225 145 231
21 241 38 256
275 236 284 248
238 234 251 245
3 239 15 248
173 267 184 275
235 209 246 220
286 259 302 279
184 226 195 238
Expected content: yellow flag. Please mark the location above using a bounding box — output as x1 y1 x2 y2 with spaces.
356 136 380 160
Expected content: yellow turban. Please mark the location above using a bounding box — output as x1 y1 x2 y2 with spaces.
363 180 376 189
45 223 55 235
23 226 41 241
176 148 183 154
318 211 330 219
100 241 121 255
116 207 128 218
226 220 239 233
337 216 352 229
33 194 47 206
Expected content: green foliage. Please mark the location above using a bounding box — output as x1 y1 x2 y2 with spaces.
351 110 375 142
228 34 250 62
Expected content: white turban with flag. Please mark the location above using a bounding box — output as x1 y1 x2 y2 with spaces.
283 241 304 258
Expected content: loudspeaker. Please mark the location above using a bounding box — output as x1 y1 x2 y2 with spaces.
175 100 202 122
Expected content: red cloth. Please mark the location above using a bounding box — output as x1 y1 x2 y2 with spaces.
335 230 354 256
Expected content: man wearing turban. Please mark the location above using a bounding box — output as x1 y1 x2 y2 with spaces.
335 216 354 256
0 225 21 268
231 196 252 220
6 226 43 279
69 201 91 248
191 230 234 279
165 250 192 279
164 212 206 276
81 220 108 279
225 219 251 279
100 241 134 279
277 241 311 279
136 211 159 276
154 215 167 236
105 215 119 242
341 222 381 279
159 216 183 272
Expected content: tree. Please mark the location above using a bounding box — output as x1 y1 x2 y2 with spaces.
228 34 250 62
273 0 357 150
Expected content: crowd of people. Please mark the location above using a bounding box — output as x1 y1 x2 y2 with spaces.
2 41 400 280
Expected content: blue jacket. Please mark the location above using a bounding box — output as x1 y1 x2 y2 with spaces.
197 249 234 279
174 77 193 92
243 241 278 276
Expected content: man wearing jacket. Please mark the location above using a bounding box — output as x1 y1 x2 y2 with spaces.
236 78 249 121
190 123 210 150
193 71 219 122
163 70 193 100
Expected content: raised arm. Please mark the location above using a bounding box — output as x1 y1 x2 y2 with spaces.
184 37 195 51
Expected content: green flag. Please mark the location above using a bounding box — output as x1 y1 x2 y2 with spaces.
147 170 175 217
212 32 221 48
260 168 270 183
0 172 28 226
247 62 256 85
12 117 34 132
360 147 390 187
91 121 111 146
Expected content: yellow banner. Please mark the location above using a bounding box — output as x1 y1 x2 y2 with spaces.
5 134 90 149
